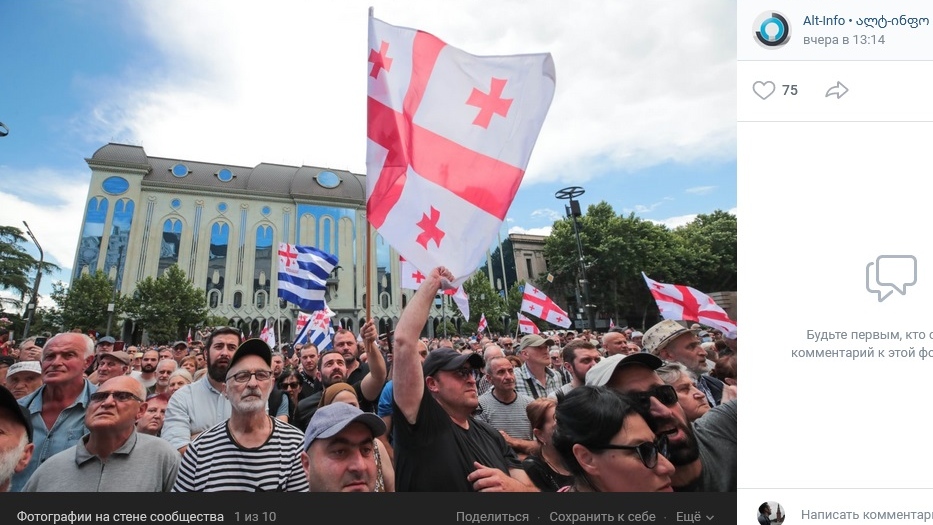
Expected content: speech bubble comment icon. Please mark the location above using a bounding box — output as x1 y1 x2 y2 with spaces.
867 255 917 302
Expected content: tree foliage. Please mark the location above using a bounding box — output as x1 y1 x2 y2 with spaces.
123 265 209 344
542 202 736 330
0 225 60 310
49 271 123 334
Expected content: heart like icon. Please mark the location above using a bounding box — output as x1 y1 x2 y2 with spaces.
753 81 775 100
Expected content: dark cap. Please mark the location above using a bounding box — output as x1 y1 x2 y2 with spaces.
173 341 188 349
422 348 484 377
229 339 272 370
97 336 116 345
585 353 664 387
0 385 33 443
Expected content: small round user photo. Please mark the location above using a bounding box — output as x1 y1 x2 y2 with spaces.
757 501 785 525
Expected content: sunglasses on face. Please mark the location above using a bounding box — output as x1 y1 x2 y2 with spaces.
281 382 301 390
448 367 476 380
591 434 669 469
628 385 679 410
89 391 143 404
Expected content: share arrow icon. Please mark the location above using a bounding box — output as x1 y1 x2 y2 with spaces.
825 81 849 99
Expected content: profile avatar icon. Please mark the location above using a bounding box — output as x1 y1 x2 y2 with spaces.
754 12 790 48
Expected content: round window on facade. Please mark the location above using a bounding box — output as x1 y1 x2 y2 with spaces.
171 198 181 209
216 168 235 182
315 171 341 189
218 202 228 213
171 164 189 177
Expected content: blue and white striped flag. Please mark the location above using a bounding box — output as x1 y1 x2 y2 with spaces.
277 243 338 313
294 307 336 350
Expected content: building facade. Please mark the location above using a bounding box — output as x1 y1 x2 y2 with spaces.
75 143 465 343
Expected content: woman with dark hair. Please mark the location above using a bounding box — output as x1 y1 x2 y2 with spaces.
552 386 675 492
521 397 573 491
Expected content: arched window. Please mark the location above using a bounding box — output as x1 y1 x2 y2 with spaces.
74 197 108 280
158 218 183 277
254 225 273 307
206 222 230 306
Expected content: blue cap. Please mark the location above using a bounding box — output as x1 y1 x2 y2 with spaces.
303 403 385 451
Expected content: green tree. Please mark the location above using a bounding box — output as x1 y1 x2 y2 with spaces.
50 271 123 334
670 210 737 292
462 272 506 333
0 225 59 310
123 265 208 344
543 202 736 330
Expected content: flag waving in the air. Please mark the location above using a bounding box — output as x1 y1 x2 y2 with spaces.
366 15 556 284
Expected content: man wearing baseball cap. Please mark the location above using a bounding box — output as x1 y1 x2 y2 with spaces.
392 266 534 492
0 385 33 492
94 350 132 385
643 320 726 406
301 403 386 492
585 351 736 492
514 334 562 399
172 339 308 492
4 361 42 400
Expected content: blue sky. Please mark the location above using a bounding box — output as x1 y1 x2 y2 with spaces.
0 1 736 307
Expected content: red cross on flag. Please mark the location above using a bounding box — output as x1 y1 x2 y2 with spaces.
520 283 571 328
642 273 737 338
399 256 427 290
477 314 488 333
518 312 540 334
367 16 556 283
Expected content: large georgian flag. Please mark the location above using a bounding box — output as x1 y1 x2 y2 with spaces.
477 314 488 333
520 283 571 328
642 273 737 338
366 16 556 283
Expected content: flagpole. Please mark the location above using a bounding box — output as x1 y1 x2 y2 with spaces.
360 221 373 329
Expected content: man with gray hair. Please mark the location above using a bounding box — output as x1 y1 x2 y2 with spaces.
0 385 33 492
477 356 536 459
643 319 726 407
12 332 98 491
23 376 179 492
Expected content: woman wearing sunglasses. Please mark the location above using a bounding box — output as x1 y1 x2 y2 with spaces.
552 385 674 492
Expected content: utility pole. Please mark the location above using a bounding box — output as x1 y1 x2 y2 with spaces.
555 187 596 331
21 221 43 340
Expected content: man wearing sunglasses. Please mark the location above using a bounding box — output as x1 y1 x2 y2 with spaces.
393 266 536 492
585 352 736 492
22 376 179 492
172 339 308 492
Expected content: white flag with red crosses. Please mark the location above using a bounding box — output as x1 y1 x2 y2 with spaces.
642 273 737 338
366 15 555 284
399 256 428 290
520 282 571 328
477 314 487 333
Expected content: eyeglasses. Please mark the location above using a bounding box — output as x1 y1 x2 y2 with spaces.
502 343 513 347
628 385 679 410
226 370 274 383
448 367 475 380
281 382 301 390
89 391 143 404
591 434 668 469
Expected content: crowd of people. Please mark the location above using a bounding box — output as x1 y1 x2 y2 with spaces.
0 266 736 493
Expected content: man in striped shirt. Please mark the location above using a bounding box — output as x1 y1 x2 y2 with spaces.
172 339 308 492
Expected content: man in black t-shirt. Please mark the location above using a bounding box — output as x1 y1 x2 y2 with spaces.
392 266 536 492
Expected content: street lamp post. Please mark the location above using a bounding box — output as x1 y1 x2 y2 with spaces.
21 221 43 340
555 187 596 331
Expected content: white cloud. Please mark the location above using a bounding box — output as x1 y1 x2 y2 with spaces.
530 208 563 222
685 186 716 195
509 225 552 237
86 1 734 184
0 167 88 270
651 214 698 229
